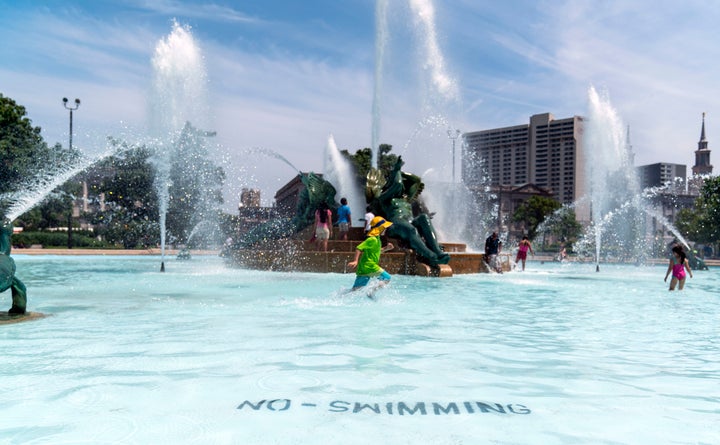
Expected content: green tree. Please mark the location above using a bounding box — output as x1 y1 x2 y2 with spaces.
675 207 705 242
340 144 398 185
676 176 720 245
697 176 720 243
512 195 562 240
99 143 157 218
19 195 67 230
93 124 226 248
91 143 160 248
548 208 583 246
166 122 226 244
1 94 84 240
0 94 49 195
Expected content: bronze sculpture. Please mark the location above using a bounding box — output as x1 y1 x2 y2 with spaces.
0 218 27 315
367 157 450 266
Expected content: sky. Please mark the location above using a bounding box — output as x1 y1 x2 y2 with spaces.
1 0 719 210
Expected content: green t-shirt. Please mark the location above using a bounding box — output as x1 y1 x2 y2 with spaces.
356 236 383 276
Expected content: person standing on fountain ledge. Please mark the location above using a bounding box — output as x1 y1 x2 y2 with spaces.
313 202 333 252
364 206 375 233
337 197 351 241
347 216 394 291
664 245 693 291
485 232 503 273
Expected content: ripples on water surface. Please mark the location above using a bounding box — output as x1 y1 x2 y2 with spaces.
1 256 718 444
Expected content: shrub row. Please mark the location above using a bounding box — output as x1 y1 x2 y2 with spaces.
11 231 113 249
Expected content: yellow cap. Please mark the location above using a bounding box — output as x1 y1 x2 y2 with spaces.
368 216 393 237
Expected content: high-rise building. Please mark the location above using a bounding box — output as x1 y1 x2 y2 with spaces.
462 112 585 206
637 163 687 191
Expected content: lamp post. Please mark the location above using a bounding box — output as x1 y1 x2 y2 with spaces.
62 97 81 151
447 128 461 183
62 97 80 249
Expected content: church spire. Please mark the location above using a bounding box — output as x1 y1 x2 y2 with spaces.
692 112 712 176
699 112 708 149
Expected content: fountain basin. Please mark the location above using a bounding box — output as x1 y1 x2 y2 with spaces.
2 255 717 444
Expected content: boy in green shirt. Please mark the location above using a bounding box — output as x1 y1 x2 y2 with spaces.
347 216 394 290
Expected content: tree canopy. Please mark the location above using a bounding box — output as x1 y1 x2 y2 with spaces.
0 94 84 230
340 143 398 186
92 123 226 248
0 94 53 195
676 176 720 245
512 195 562 240
166 122 225 243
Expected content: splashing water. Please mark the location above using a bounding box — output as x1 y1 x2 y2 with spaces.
399 114 450 155
371 0 389 169
408 0 459 103
242 147 301 174
367 0 473 251
324 134 365 224
571 85 694 266
185 220 219 248
149 21 208 268
2 143 128 222
584 86 641 268
371 0 458 169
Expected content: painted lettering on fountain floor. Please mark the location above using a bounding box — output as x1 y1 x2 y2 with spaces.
237 399 531 415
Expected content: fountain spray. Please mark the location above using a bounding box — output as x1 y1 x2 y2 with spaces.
371 0 389 170
324 135 365 225
149 21 208 271
585 86 633 271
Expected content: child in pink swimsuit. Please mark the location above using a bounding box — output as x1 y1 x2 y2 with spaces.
664 245 693 291
515 236 534 271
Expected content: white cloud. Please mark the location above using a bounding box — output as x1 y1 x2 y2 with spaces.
441 0 720 171
544 1 720 166
127 0 262 24
4 0 720 209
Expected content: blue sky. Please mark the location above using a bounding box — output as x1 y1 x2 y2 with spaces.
1 0 718 208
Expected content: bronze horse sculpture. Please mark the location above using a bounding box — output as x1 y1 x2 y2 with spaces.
0 219 27 315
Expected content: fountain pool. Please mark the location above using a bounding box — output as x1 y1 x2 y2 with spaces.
2 256 718 444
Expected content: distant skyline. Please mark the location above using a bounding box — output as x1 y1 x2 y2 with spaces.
1 0 718 208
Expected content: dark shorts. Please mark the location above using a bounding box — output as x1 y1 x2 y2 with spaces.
352 270 391 288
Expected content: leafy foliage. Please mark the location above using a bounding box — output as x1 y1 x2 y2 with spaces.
98 142 158 220
512 195 562 240
340 143 398 186
90 143 160 248
676 176 720 244
548 208 583 246
0 95 226 249
0 95 84 233
11 230 109 248
165 123 225 243
92 123 226 248
0 94 49 195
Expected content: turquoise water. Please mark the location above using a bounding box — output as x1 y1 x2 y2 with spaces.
1 255 718 444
